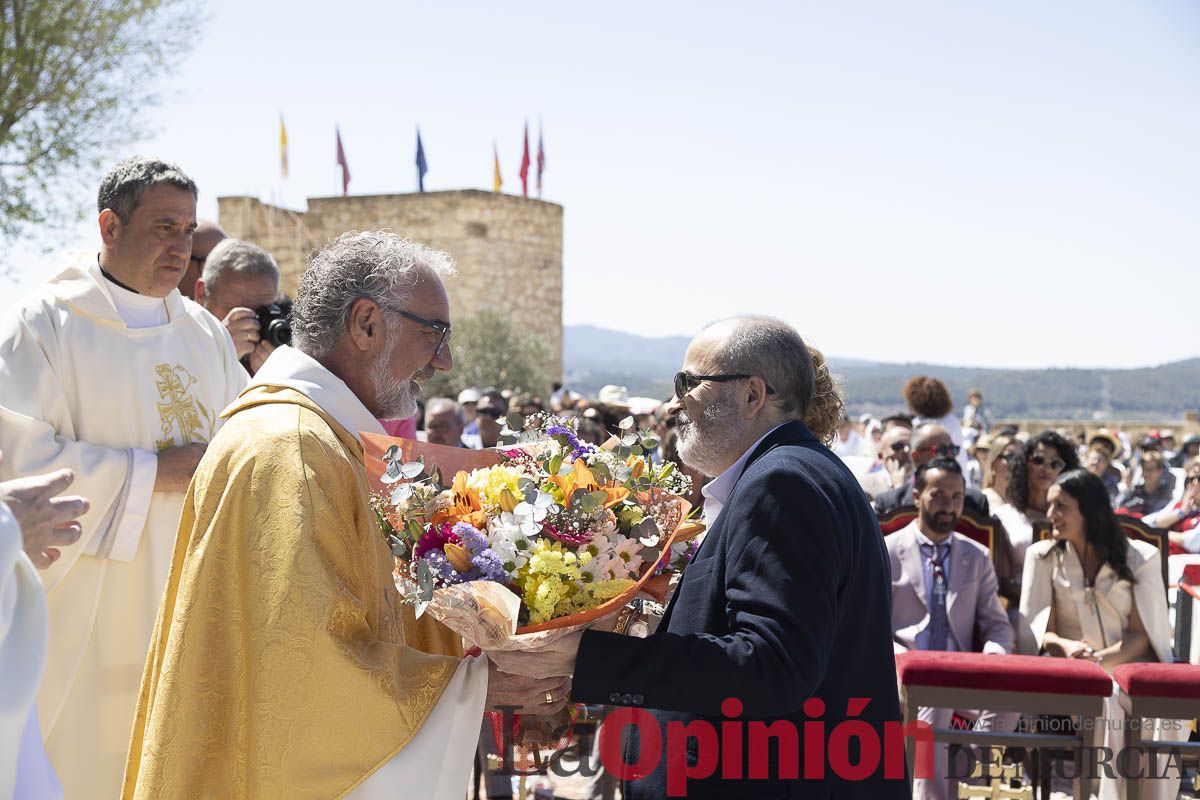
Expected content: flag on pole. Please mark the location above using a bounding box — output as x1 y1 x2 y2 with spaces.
493 142 502 192
519 121 531 197
336 127 350 196
536 120 545 197
280 116 289 179
415 128 428 192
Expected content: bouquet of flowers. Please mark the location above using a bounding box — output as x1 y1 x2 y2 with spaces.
367 413 702 633
361 413 704 769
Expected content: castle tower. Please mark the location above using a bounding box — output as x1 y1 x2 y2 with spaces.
217 190 564 379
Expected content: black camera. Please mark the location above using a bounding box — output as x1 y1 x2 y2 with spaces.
255 301 292 347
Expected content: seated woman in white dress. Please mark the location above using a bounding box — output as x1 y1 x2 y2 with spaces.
1020 469 1183 800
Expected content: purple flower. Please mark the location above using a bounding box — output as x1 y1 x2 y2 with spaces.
547 425 594 461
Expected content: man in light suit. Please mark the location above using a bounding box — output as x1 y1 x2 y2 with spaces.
887 457 1016 800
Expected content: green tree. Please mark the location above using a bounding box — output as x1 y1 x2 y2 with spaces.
0 0 200 257
421 309 551 401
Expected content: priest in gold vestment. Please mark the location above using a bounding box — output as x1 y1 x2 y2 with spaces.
124 232 570 799
0 158 247 798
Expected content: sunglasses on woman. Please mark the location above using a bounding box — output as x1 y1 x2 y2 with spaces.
1030 454 1066 471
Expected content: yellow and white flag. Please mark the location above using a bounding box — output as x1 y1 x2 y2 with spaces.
280 116 289 179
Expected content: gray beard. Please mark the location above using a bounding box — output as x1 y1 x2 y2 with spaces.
370 334 420 420
676 391 747 478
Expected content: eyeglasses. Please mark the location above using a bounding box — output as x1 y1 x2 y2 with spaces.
1030 454 1066 471
377 303 451 357
673 372 777 400
476 407 504 420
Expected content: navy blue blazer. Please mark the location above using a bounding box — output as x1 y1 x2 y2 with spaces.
572 420 909 799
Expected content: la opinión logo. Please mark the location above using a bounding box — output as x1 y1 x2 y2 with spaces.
494 697 933 797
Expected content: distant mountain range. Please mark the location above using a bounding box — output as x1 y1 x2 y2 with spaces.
563 325 1200 421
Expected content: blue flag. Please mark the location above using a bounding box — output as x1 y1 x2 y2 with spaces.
415 129 428 192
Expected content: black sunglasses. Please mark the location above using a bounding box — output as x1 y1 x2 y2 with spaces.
377 303 451 357
1030 454 1066 471
673 372 777 399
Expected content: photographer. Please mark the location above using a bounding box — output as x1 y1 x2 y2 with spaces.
194 239 284 375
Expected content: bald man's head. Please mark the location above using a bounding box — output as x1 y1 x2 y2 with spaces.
181 219 227 299
911 423 955 466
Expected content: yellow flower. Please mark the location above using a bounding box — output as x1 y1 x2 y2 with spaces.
467 466 525 513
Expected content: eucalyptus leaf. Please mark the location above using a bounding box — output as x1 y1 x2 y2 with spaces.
641 436 659 450
518 430 539 444
417 559 436 593
589 460 611 482
518 477 537 493
414 599 430 619
380 466 403 485
621 433 638 447
506 412 525 431
390 483 415 505
619 416 635 431
400 461 425 479
634 518 661 547
615 466 633 482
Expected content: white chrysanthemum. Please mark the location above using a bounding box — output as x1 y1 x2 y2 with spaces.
578 554 608 584
611 535 644 578
488 515 533 574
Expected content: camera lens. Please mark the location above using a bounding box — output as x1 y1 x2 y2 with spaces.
266 318 292 347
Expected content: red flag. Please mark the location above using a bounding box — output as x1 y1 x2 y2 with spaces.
519 121 530 197
536 121 545 197
336 127 351 195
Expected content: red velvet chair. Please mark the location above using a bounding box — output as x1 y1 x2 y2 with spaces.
1113 662 1200 800
897 651 1111 799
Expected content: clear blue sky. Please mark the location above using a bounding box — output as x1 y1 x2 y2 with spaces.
3 0 1198 369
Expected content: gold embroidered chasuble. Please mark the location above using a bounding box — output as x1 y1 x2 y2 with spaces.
123 384 463 799
0 254 247 797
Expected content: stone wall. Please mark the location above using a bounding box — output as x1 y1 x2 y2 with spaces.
217 190 564 378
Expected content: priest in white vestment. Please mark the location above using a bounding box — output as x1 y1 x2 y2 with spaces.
124 232 569 799
0 158 247 797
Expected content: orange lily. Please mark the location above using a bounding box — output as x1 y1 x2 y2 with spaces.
549 459 630 509
432 470 488 529
444 542 473 572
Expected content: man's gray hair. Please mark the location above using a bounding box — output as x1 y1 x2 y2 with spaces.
425 397 463 425
97 156 198 222
200 239 280 290
709 316 815 417
291 231 456 358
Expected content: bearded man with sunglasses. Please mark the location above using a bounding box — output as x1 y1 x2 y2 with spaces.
124 231 566 799
492 316 907 799
873 423 991 518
